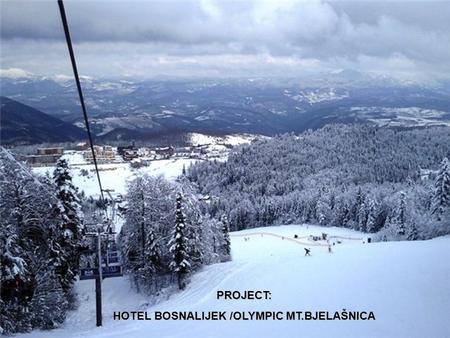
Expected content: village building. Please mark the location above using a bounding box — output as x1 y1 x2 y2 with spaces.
83 145 116 163
26 147 64 166
155 146 174 158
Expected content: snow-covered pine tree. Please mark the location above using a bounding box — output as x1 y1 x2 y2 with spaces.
0 227 30 334
393 192 407 236
120 176 146 289
139 228 162 291
193 215 218 265
0 227 26 299
0 149 33 334
219 215 231 262
177 176 205 270
121 175 181 292
52 158 84 295
407 220 419 241
186 216 204 270
0 147 71 333
432 157 450 219
169 193 191 290
366 198 379 233
146 230 161 270
53 158 83 239
351 187 366 231
357 197 368 233
29 268 68 329
316 188 330 226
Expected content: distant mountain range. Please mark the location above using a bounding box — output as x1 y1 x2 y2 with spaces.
0 96 86 145
1 72 450 144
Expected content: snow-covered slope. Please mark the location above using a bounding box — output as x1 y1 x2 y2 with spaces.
17 225 450 338
284 88 349 105
189 133 258 147
33 153 197 197
350 106 450 128
31 132 257 198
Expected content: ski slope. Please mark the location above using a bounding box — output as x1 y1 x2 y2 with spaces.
17 225 450 338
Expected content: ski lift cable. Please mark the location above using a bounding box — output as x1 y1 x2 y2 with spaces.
57 0 105 202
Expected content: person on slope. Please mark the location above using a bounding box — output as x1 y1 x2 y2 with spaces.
304 248 311 256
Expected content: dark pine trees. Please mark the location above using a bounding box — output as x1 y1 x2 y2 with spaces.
220 215 231 261
432 157 450 219
169 193 191 290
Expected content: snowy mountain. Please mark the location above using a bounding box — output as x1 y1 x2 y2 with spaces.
284 88 349 105
2 75 450 142
2 121 450 337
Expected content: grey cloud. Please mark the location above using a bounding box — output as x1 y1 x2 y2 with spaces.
1 0 449 81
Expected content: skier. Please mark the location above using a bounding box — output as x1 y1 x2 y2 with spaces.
328 244 332 253
304 248 311 256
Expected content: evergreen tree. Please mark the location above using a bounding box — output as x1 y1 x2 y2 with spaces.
53 159 84 295
393 192 407 236
316 188 330 226
366 198 379 233
138 228 162 288
186 216 204 270
357 194 368 232
407 221 419 241
145 230 161 271
53 159 83 240
0 228 26 295
29 269 68 329
220 215 231 261
432 157 450 218
0 147 74 333
169 193 191 290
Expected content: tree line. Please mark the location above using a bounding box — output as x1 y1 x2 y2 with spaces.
0 152 85 334
187 124 450 241
119 175 231 294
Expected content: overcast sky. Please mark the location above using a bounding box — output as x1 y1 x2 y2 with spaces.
1 0 449 82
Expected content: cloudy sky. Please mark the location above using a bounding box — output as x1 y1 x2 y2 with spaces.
1 0 449 82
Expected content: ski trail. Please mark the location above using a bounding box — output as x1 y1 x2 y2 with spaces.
158 261 249 309
14 225 450 338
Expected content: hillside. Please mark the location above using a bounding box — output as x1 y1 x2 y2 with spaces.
187 124 450 239
2 77 450 139
0 96 86 145
14 225 450 338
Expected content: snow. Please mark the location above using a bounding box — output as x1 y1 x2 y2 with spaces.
31 132 261 198
189 133 258 147
285 88 349 105
140 159 198 181
350 106 450 128
16 225 450 338
33 157 198 198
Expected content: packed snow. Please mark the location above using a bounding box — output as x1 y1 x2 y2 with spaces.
16 225 450 338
